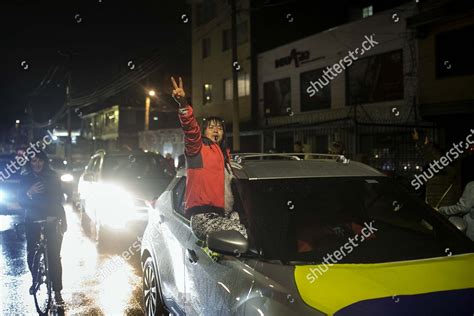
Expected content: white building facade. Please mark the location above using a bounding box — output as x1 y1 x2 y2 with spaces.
257 2 425 162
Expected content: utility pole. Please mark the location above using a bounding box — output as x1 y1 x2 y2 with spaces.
145 96 151 131
66 70 72 166
27 104 34 143
59 50 73 166
231 0 240 151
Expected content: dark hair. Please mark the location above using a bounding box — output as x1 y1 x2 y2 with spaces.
27 150 52 173
202 116 229 166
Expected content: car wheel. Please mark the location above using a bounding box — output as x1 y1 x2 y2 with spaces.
143 257 167 316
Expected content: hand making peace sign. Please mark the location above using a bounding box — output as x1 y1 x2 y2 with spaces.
171 76 186 99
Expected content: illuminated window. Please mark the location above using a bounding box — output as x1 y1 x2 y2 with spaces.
224 73 250 100
203 83 212 105
363 6 373 18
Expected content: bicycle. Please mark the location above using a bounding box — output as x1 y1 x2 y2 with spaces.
16 217 62 315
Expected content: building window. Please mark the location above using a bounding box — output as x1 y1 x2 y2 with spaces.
203 83 212 105
223 29 230 51
238 72 250 96
263 78 291 117
237 22 248 45
202 38 211 58
224 78 232 100
346 50 403 105
196 1 217 27
300 68 331 111
224 73 250 100
362 6 373 18
435 25 474 78
222 21 248 51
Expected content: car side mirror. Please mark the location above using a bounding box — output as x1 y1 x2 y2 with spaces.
449 216 467 233
83 173 95 182
207 230 249 256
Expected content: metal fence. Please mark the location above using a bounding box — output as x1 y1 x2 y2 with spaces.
268 119 438 178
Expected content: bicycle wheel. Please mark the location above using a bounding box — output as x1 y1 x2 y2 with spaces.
33 247 52 315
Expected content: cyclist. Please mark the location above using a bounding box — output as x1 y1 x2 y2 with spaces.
19 150 67 305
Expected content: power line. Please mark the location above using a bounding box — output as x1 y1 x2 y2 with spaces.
70 40 186 107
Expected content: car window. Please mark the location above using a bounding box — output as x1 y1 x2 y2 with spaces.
102 154 170 180
172 177 186 216
92 156 102 174
236 176 474 264
85 157 94 172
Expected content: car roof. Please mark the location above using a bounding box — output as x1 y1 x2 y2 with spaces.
175 153 384 180
95 150 163 158
232 159 384 180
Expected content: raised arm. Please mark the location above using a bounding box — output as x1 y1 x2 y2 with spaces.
171 76 202 156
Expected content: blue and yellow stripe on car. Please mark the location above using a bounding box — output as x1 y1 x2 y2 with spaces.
294 253 474 315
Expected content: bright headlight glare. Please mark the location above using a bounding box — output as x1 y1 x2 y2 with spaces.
98 183 135 227
61 174 74 182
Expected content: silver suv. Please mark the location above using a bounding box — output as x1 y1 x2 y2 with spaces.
141 153 474 316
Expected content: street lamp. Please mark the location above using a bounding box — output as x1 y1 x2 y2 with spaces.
145 89 156 131
15 120 20 124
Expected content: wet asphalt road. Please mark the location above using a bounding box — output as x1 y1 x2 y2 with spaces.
0 204 146 315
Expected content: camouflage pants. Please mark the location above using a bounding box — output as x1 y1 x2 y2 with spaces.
190 212 248 241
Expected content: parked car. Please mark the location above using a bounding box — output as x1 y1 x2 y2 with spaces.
141 153 474 316
78 149 174 248
0 153 24 215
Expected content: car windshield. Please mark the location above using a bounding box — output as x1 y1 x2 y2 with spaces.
102 154 171 180
236 177 474 264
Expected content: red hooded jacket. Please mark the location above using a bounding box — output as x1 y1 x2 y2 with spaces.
178 105 230 217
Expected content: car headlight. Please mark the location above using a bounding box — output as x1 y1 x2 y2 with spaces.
97 183 137 228
61 173 74 182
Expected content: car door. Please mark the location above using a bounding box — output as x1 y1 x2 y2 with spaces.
179 190 242 315
78 157 95 206
153 176 189 314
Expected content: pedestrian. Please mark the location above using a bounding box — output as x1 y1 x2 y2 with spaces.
19 150 67 305
293 141 305 159
329 141 345 155
171 76 247 241
411 128 459 206
438 181 474 241
165 153 176 174
177 154 185 170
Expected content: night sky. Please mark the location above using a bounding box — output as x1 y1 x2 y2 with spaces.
0 0 408 137
0 0 190 136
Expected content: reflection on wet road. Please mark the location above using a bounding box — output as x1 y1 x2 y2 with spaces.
0 204 145 315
